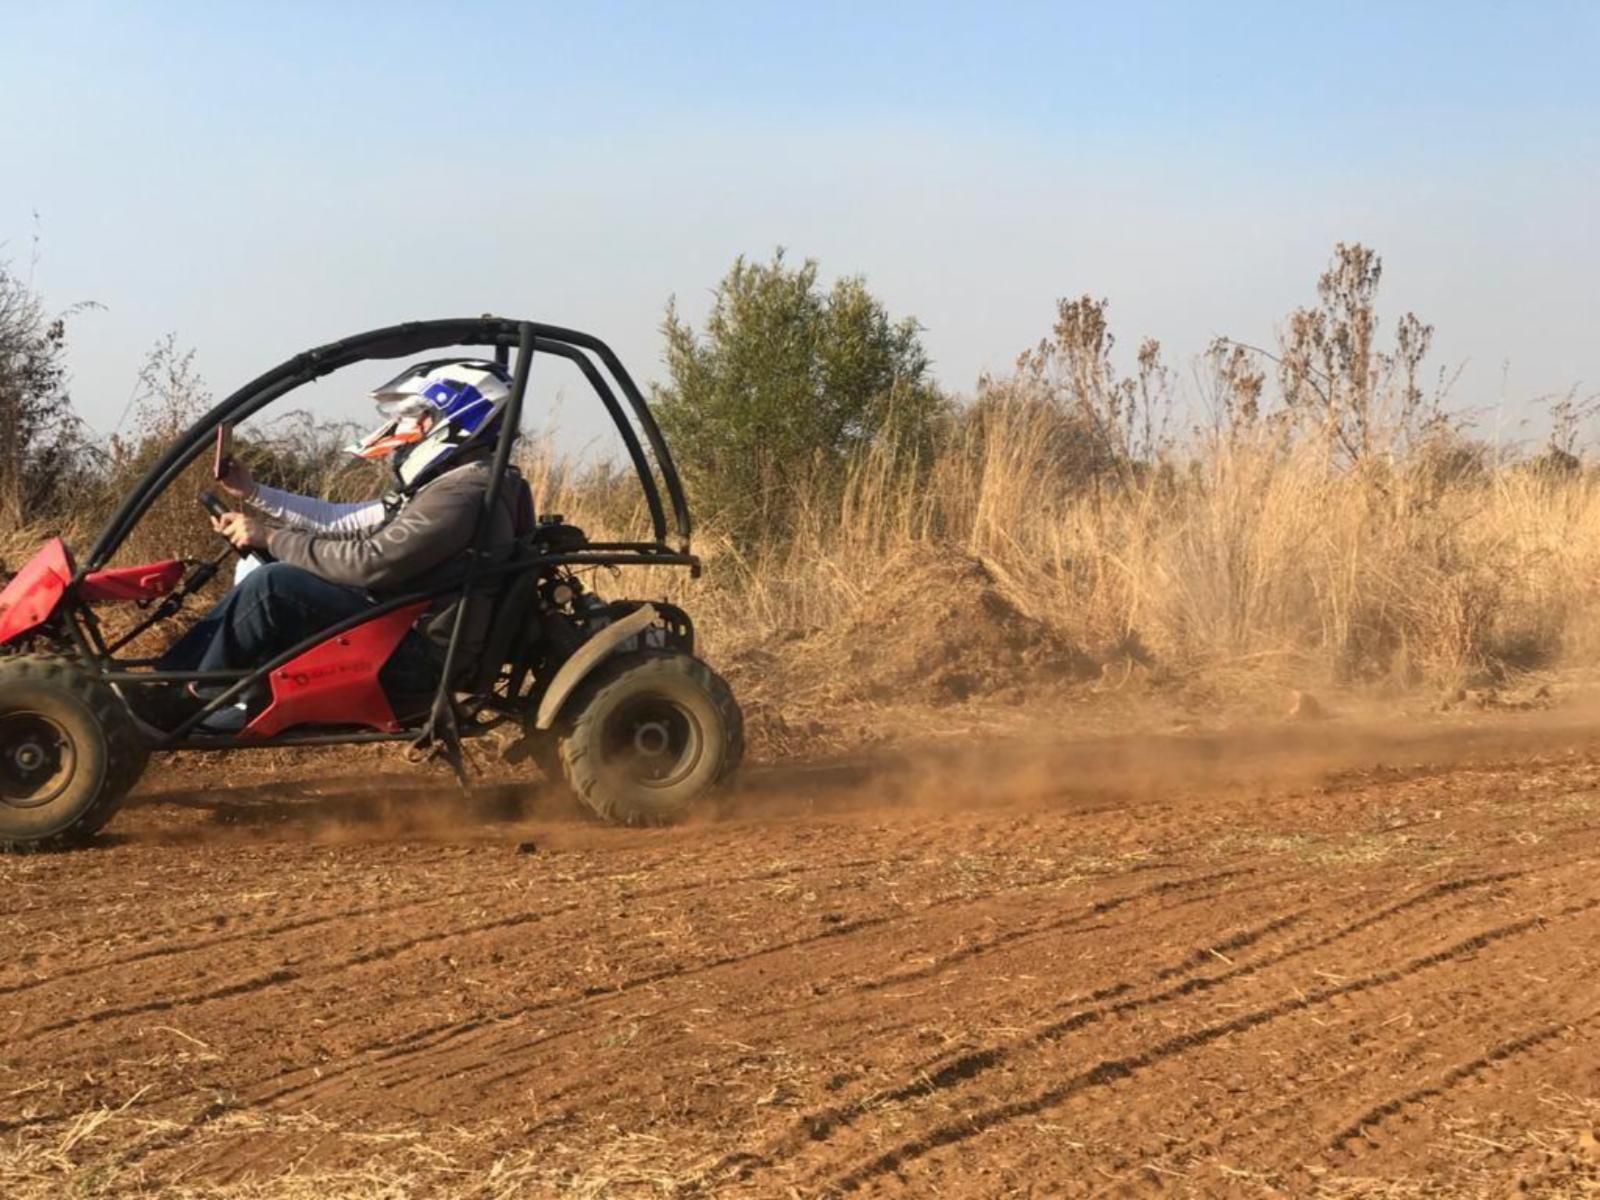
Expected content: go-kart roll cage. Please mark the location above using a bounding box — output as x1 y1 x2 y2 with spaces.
64 318 699 757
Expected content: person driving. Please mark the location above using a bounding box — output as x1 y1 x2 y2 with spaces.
162 359 522 732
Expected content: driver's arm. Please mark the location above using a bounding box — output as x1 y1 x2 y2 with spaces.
247 484 387 534
264 465 486 592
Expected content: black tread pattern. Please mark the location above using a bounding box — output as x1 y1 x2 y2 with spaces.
558 651 744 826
0 656 147 852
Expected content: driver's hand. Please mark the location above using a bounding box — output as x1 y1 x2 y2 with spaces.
212 512 269 552
217 459 255 500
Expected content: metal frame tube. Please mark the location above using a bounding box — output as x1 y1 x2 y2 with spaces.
423 323 534 737
532 339 668 543
82 318 694 572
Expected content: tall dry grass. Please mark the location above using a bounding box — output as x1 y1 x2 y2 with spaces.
533 401 1600 695
6 243 1591 702
6 402 1598 699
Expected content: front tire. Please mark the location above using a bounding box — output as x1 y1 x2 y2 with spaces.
557 651 743 826
0 657 147 851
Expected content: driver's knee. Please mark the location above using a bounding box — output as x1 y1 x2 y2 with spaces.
235 561 311 602
225 562 328 633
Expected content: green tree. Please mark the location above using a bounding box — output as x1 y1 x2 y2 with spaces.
0 262 93 523
652 251 945 544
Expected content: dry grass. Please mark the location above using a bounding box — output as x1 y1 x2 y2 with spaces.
522 406 1600 703
8 400 1600 711
5 1083 1594 1198
0 1099 722 1200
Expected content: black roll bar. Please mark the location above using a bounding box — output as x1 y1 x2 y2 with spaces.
532 338 669 543
81 318 693 572
420 322 534 745
533 323 691 552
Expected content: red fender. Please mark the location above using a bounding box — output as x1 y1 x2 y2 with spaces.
244 601 432 738
80 559 185 603
0 539 74 646
0 543 187 646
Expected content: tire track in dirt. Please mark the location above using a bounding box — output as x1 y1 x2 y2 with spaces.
10 736 1600 1196
257 867 1258 1116
757 868 1574 1188
821 898 1600 1192
111 911 909 1171
0 889 484 999
726 866 1287 1032
726 870 1561 1190
1072 1008 1589 1196
9 852 922 1043
886 905 1311 1086
1071 914 1600 1194
726 869 1528 1184
15 908 579 1042
344 871 1265 1112
774 909 1309 1162
280 862 1547 1183
259 879 1085 1117
122 850 1122 1136
1328 1009 1600 1150
4 849 1001 1145
260 912 898 1106
852 867 1254 995
0 844 903 964
750 910 1320 1182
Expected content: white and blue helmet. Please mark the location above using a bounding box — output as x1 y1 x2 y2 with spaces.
351 358 513 487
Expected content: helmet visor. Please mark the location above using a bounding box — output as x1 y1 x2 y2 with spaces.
375 393 439 418
346 414 429 461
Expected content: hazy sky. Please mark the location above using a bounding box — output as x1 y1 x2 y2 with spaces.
4 1 1597 453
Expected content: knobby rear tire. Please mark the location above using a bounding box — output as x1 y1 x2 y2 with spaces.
557 651 744 826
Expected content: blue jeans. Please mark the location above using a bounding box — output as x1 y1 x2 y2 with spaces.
161 563 437 699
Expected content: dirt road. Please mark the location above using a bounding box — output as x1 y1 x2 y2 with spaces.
3 717 1600 1197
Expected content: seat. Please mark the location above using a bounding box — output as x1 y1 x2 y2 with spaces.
464 474 541 695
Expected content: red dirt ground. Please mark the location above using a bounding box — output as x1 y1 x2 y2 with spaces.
3 714 1600 1198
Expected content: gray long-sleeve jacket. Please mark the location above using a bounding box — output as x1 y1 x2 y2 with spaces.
259 454 519 667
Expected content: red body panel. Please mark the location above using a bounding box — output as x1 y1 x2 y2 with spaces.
0 539 74 645
244 601 431 738
79 559 185 603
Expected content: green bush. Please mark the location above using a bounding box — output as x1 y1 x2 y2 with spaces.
0 263 97 523
652 251 946 546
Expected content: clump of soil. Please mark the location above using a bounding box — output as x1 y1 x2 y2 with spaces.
723 548 1097 721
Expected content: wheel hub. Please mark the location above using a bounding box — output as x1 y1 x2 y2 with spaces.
603 696 703 789
0 713 75 810
633 721 671 757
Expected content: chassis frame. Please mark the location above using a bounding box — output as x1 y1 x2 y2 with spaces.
1 317 701 773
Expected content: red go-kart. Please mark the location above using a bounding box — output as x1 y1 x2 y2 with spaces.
0 318 743 848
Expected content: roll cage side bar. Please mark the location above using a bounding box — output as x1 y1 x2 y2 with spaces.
81 317 693 575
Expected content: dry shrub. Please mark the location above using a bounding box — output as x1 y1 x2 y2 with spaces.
652 410 1600 699
3 387 1596 703
327 391 1600 743
654 245 1600 701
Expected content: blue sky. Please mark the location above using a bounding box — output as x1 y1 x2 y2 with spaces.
4 1 1597 451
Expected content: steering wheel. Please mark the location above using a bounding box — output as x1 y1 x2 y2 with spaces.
198 490 276 564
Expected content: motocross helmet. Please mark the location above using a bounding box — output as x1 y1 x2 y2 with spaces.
349 358 512 488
